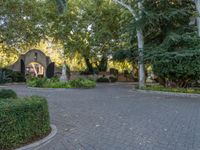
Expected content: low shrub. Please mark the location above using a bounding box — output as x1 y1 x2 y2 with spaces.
0 89 17 99
110 68 118 76
96 77 110 83
0 96 50 149
141 85 200 94
68 78 96 88
10 71 26 82
109 76 118 83
27 77 96 89
27 77 47 87
0 69 25 83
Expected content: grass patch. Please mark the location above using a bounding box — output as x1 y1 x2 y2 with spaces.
140 85 200 94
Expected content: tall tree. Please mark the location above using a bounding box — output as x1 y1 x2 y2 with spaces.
112 0 145 88
195 0 200 36
0 0 48 48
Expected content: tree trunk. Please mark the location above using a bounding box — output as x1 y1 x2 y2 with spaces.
84 57 94 73
137 29 145 88
195 0 200 36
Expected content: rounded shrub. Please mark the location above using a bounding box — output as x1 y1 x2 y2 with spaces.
0 89 17 99
109 76 118 83
0 96 50 150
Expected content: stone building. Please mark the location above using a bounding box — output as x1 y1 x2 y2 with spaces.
10 49 57 78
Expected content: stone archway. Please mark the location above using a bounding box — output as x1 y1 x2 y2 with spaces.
10 49 55 78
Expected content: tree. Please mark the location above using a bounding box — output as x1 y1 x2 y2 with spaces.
51 0 124 74
0 0 48 48
112 0 145 88
195 0 200 36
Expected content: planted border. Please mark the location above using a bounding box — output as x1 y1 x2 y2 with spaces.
27 77 96 89
141 85 200 94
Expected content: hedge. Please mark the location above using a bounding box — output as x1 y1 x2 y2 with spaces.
0 96 50 150
27 77 96 89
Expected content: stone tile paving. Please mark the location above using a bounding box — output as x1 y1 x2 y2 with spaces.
2 83 200 150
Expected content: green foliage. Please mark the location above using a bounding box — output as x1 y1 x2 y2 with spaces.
27 77 47 88
9 71 26 82
0 96 50 150
68 78 96 88
96 77 110 83
146 50 200 87
141 85 200 94
0 0 48 47
142 0 195 48
0 69 25 83
27 77 96 89
0 89 17 99
109 76 118 83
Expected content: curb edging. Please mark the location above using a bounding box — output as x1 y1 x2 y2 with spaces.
15 124 57 150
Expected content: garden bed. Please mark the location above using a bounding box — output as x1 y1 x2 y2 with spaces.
27 77 96 89
140 85 200 94
0 90 51 150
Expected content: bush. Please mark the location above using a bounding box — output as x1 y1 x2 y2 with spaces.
27 77 96 89
27 77 47 87
147 50 200 88
96 77 110 83
110 68 118 76
109 76 118 83
0 89 17 99
0 96 50 149
124 70 130 80
0 69 25 83
9 71 26 82
68 78 96 88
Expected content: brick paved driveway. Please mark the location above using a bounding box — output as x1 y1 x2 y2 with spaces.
2 83 200 150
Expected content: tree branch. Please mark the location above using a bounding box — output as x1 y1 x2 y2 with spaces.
112 0 136 18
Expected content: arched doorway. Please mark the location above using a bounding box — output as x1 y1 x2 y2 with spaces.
26 62 45 77
10 49 56 78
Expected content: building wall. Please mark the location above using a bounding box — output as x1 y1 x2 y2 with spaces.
10 49 55 77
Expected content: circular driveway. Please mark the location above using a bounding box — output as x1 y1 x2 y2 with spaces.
2 83 200 150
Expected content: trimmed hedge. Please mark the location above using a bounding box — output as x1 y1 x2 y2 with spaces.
0 89 17 99
0 96 50 150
